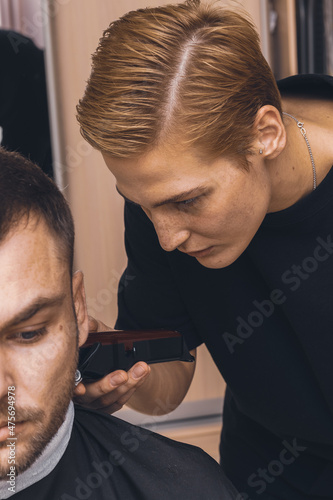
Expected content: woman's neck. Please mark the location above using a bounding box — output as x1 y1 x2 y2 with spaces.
267 99 333 213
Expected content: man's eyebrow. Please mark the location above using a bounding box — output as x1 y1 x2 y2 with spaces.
1 294 66 332
116 185 207 209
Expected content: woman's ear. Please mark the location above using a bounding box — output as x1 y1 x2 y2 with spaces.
254 105 286 159
72 270 89 347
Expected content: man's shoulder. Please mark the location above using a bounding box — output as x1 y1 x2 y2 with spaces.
69 405 233 498
11 392 235 500
73 404 213 464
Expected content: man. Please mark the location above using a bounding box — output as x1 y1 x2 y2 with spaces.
0 148 237 499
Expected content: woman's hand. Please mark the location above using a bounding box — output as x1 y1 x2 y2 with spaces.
73 316 151 413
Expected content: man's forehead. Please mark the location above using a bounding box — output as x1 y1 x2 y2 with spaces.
0 219 70 322
0 217 66 268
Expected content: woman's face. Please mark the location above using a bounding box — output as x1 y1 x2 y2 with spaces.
103 145 272 269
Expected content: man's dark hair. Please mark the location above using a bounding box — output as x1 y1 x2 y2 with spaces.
0 148 74 273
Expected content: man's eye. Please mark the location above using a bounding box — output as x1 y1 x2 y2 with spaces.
12 327 47 343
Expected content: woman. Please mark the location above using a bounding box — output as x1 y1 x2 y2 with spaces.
76 1 333 498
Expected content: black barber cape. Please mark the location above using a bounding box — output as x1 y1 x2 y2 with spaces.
11 406 232 500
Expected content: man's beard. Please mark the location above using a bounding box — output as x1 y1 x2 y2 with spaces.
0 349 78 479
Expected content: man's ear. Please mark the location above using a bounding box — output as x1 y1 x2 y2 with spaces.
72 270 89 347
254 105 286 159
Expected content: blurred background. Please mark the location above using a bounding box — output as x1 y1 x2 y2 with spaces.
0 0 332 460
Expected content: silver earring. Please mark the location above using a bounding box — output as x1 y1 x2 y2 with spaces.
75 369 82 386
259 148 263 154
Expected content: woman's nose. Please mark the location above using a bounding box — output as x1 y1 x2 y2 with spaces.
153 215 190 252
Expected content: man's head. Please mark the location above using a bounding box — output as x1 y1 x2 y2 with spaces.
0 149 88 478
76 0 281 167
0 148 74 274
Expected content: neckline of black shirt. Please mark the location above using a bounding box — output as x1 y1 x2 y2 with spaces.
263 163 333 227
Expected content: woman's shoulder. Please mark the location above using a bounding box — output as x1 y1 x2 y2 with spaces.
277 73 333 98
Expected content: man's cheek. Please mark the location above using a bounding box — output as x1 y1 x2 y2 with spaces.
19 339 69 382
21 344 59 374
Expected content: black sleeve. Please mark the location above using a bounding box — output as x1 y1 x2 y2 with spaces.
115 202 202 350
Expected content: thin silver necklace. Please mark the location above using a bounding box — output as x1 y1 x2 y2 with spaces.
283 111 317 190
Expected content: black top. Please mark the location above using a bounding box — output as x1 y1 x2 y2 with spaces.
115 74 333 499
12 406 232 499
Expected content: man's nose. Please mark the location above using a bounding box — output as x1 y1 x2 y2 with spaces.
0 356 12 401
153 214 190 252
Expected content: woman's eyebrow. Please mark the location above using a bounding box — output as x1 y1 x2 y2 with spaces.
116 185 207 208
115 186 140 206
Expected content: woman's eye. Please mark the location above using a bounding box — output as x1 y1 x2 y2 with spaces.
177 197 199 207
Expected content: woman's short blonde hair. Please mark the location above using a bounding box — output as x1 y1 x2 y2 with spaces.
77 0 281 168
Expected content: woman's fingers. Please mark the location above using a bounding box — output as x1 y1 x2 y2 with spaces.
73 362 151 413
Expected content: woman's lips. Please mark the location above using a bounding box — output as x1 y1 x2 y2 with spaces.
184 246 215 258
